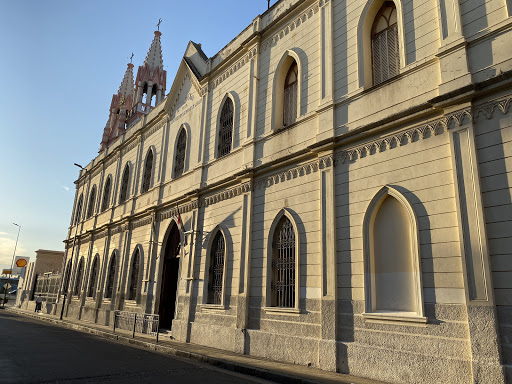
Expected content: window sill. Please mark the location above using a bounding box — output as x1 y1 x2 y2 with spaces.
263 307 301 316
200 304 227 312
124 299 139 306
362 312 428 325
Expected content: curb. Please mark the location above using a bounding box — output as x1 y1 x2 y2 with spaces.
7 309 372 384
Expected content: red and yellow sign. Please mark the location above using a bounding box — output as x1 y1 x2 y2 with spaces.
15 258 28 268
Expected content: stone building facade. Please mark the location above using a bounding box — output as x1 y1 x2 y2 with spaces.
60 0 512 382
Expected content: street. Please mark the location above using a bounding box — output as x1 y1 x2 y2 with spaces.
0 311 273 383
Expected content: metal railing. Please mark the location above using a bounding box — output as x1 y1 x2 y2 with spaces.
113 311 160 342
33 273 61 304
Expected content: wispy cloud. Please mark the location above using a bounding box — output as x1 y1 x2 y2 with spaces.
0 233 26 267
62 185 70 192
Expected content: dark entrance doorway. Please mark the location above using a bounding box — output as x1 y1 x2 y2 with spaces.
158 223 181 329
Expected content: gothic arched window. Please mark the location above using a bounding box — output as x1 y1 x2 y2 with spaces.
283 62 298 127
105 252 117 299
101 177 111 212
87 186 96 219
141 150 154 193
271 216 296 308
119 165 130 203
371 2 399 86
207 231 226 305
128 249 141 301
87 256 99 298
74 194 83 225
63 260 72 293
74 258 84 296
174 128 187 178
217 98 233 158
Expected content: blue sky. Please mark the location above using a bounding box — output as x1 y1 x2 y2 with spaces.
0 0 277 272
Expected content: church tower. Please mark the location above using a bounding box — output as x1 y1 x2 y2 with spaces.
100 62 135 152
128 30 167 126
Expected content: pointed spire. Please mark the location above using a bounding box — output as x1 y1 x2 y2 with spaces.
144 31 164 70
118 63 135 98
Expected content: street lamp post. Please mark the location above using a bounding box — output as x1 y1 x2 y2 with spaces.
2 223 21 308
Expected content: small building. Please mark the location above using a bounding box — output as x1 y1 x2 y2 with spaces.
17 249 64 313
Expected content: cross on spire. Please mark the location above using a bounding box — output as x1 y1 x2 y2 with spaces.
157 18 162 31
129 53 134 63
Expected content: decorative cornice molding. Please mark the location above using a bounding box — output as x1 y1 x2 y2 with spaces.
159 200 199 221
473 95 511 120
94 229 109 241
130 216 153 230
142 119 166 141
209 47 259 92
121 137 141 156
261 0 326 52
201 181 252 207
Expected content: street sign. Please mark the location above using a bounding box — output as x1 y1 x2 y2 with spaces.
2 269 12 275
12 256 30 275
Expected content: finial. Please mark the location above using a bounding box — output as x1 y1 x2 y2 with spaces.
130 52 134 63
268 0 270 9
157 18 162 31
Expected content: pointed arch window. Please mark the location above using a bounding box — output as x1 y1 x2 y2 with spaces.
101 177 111 212
271 216 296 308
128 249 141 301
119 165 130 203
74 194 83 225
371 2 399 86
105 253 117 299
174 128 187 178
363 187 425 320
283 62 298 127
87 256 99 298
141 150 154 193
207 231 226 305
87 186 96 219
218 98 233 158
63 260 72 293
74 258 84 296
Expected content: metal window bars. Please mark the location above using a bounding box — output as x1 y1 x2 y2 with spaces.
119 166 130 202
218 99 233 158
87 258 98 298
272 217 296 308
105 256 116 299
141 150 153 193
33 273 62 304
87 187 96 218
101 178 111 212
128 251 140 301
73 260 84 296
208 232 225 305
174 128 187 178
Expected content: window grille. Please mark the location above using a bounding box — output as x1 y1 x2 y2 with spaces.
87 186 96 219
174 128 187 178
74 259 84 296
371 2 399 86
119 165 130 203
105 254 116 299
128 250 140 301
218 99 233 158
74 195 83 225
272 216 296 308
87 257 98 298
283 63 298 127
141 150 153 193
208 232 225 305
101 177 111 212
63 261 72 293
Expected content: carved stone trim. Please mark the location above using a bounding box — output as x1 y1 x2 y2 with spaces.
94 230 109 241
261 1 326 52
159 200 199 221
142 120 166 141
201 181 252 207
121 137 141 156
209 47 259 92
130 216 153 230
254 155 333 190
473 95 512 120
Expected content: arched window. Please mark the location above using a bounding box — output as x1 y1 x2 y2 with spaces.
74 258 84 296
63 260 72 293
128 249 141 301
174 128 187 178
141 149 154 193
371 2 399 85
271 216 296 308
218 98 233 158
101 177 111 212
105 253 117 299
87 256 99 298
283 62 298 127
119 165 130 203
87 186 96 219
74 194 83 225
363 187 424 318
207 231 226 305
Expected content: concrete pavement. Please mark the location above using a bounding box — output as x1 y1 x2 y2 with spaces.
5 307 386 384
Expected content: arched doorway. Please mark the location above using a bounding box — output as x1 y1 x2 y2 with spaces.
158 223 181 329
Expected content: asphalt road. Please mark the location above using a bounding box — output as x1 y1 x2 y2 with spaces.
0 310 273 384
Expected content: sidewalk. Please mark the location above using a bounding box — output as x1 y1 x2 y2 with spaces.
7 307 386 384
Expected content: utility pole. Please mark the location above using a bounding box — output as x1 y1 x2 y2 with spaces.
2 223 21 308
